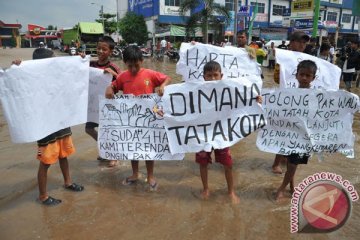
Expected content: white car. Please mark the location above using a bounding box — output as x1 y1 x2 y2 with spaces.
265 40 289 48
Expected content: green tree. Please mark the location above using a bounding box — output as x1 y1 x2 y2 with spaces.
118 12 148 45
95 13 117 34
179 0 230 43
47 25 54 30
72 24 79 30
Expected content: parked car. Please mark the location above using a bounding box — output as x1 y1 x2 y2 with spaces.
265 40 289 48
50 39 61 50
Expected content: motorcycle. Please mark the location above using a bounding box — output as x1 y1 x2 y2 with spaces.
140 46 151 57
166 48 180 61
112 45 123 59
69 46 77 56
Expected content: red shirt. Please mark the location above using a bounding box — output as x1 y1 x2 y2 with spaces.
90 61 121 81
112 68 168 96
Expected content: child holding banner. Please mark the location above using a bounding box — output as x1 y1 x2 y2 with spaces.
275 60 317 202
85 36 121 167
272 31 310 174
195 61 239 203
195 61 263 204
12 48 84 206
105 45 170 191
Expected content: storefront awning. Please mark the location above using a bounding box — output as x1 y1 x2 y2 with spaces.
25 34 58 39
155 25 203 37
79 22 104 34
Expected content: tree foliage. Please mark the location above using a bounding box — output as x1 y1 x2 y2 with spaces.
47 25 57 30
118 12 148 45
95 13 117 34
179 0 230 43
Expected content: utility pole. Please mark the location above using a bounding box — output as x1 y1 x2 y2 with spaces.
233 0 238 45
116 0 119 32
312 0 320 38
101 5 105 32
91 3 105 33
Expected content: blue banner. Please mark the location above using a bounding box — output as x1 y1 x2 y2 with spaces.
294 19 313 29
225 11 235 34
128 0 157 17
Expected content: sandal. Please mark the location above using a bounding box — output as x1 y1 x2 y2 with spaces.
149 181 158 192
122 177 138 186
97 156 106 161
65 183 84 192
41 196 62 206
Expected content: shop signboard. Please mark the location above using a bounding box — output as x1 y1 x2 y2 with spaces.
238 5 252 17
294 19 313 29
291 0 314 18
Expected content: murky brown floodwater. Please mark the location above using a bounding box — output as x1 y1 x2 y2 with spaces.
0 48 359 240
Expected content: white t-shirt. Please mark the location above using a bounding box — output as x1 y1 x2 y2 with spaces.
161 39 167 48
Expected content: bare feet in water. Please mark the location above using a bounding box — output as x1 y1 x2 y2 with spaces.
275 190 288 202
229 192 240 204
272 165 282 174
200 189 210 200
107 160 118 168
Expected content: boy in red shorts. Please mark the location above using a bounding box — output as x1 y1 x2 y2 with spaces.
105 45 170 191
86 36 121 167
195 61 240 204
196 61 262 204
14 48 84 206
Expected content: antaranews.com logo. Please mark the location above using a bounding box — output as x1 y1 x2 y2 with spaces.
290 172 359 233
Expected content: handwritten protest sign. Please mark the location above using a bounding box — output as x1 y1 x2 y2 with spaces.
87 67 112 123
0 56 89 143
256 88 359 155
98 94 184 160
276 49 341 89
176 42 261 82
163 79 266 154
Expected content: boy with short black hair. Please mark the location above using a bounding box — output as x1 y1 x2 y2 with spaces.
272 31 310 174
105 45 170 190
86 36 121 167
275 60 317 201
195 61 240 204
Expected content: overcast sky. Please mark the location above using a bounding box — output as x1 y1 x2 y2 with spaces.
0 0 119 31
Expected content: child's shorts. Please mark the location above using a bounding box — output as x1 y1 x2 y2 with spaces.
37 136 75 165
196 147 232 167
287 153 309 165
85 122 99 129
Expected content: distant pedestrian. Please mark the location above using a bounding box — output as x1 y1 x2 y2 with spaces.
278 40 287 50
267 42 276 69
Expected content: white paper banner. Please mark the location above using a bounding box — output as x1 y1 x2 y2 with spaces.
163 79 266 154
98 94 184 160
176 42 261 82
256 88 359 155
87 67 112 123
0 56 90 143
276 49 341 89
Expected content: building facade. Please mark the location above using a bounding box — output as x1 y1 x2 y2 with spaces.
122 0 359 44
0 20 22 48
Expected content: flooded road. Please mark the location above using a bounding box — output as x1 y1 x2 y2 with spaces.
0 48 359 240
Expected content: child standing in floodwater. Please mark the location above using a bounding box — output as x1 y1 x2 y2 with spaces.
195 61 262 204
105 45 170 191
12 48 84 206
275 60 317 201
86 36 121 168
